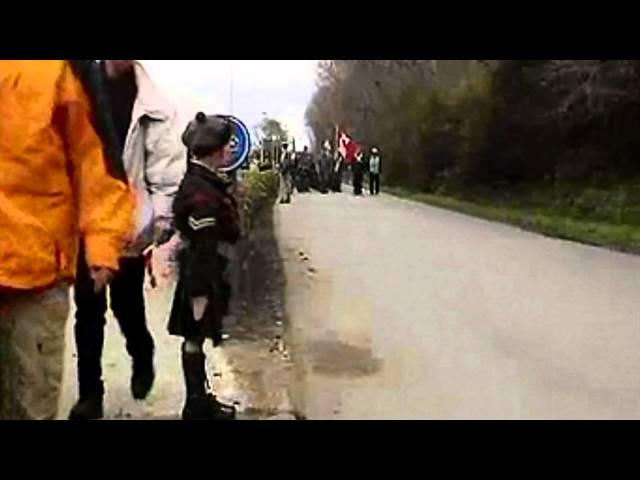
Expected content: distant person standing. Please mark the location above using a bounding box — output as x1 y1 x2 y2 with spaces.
279 149 294 204
331 153 344 192
368 147 381 195
318 143 333 194
296 146 313 193
352 151 365 196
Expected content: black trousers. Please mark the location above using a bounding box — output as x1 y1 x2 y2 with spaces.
353 169 364 195
369 173 380 195
74 244 154 398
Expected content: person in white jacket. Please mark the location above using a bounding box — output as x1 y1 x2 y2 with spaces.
368 147 382 195
70 60 186 420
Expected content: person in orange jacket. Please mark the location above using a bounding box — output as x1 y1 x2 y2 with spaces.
0 60 134 420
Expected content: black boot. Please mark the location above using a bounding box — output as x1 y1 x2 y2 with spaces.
69 394 104 420
181 346 236 420
182 394 236 421
131 357 155 400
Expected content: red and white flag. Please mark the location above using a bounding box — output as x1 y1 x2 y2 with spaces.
336 127 361 164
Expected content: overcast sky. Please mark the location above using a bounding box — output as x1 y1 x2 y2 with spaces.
141 60 319 147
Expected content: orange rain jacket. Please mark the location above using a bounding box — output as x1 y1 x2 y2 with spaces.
0 60 134 289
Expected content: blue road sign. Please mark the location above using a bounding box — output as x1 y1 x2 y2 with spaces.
221 116 251 172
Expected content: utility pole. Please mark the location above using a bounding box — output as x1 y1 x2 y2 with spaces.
229 61 234 115
260 112 267 165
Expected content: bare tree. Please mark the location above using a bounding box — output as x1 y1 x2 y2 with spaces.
541 60 640 121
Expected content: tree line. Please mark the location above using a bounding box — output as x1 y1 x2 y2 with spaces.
305 60 640 191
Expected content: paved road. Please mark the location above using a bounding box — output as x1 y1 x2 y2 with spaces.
277 191 640 419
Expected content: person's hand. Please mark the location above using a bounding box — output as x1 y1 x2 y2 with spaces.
153 218 175 247
192 296 208 321
90 267 115 293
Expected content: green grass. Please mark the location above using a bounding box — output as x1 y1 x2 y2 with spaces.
384 185 640 254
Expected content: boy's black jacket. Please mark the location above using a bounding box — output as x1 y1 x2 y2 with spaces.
172 161 240 298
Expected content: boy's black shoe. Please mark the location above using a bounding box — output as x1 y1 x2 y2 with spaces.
69 395 104 420
182 394 236 420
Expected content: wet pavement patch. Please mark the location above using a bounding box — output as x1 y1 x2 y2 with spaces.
308 340 382 378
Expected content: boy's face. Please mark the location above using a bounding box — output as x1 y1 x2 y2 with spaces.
212 142 233 168
222 142 232 163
